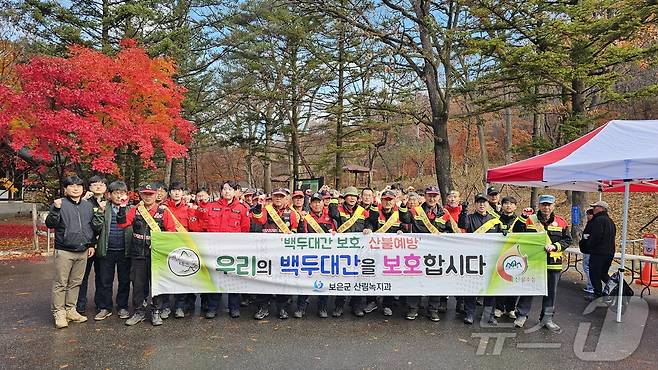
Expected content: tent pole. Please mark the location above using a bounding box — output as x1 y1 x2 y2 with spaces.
616 181 630 323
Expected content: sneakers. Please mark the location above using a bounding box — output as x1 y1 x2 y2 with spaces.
456 301 465 314
437 300 448 313
428 311 440 322
54 312 68 329
382 307 393 316
94 309 112 321
66 309 88 323
293 308 305 319
332 307 344 318
463 314 474 325
151 311 163 326
488 317 498 326
541 317 562 333
514 315 527 328
125 312 146 326
279 308 289 320
229 309 240 318
364 301 378 314
205 310 217 319
160 307 171 319
118 309 130 319
254 307 269 320
506 310 517 319
405 308 419 320
494 308 503 318
352 308 365 317
174 308 185 318
318 308 328 318
582 287 594 294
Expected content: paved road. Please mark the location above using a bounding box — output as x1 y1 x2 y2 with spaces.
1 257 656 370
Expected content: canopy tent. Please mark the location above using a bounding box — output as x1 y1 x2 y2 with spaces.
487 120 658 322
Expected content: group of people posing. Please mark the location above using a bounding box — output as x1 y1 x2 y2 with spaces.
46 175 616 334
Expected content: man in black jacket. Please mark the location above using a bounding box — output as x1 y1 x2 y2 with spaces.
47 175 102 329
580 200 617 300
458 193 502 325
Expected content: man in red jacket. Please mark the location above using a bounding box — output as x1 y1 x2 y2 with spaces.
252 188 299 320
164 181 196 320
200 180 250 319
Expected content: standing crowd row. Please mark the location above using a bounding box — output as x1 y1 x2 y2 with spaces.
47 175 617 333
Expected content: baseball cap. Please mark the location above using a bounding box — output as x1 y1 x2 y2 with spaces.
474 193 488 202
487 186 499 195
381 190 396 200
292 190 304 198
343 186 359 197
311 192 323 201
139 182 159 194
589 200 610 210
272 188 288 196
243 188 255 196
424 186 440 195
538 194 556 204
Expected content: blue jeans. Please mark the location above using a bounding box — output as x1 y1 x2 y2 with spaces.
582 253 593 290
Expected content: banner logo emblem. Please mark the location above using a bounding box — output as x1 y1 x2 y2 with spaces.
313 280 325 292
496 244 528 282
168 247 201 277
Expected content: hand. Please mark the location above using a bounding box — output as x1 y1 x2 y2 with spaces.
331 230 336 236
396 230 403 235
363 229 372 235
88 248 96 257
98 200 107 211
522 207 534 217
190 203 198 210
82 191 94 200
53 198 63 209
301 211 308 217
545 244 555 253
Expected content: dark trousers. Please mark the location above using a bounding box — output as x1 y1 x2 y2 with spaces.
98 250 131 310
204 293 241 312
465 296 495 317
517 270 560 319
297 295 329 310
130 257 163 313
406 296 442 312
335 296 364 310
588 254 614 296
255 294 290 310
77 254 102 312
495 296 519 312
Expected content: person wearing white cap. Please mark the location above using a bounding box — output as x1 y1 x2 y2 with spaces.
514 194 572 333
580 200 617 300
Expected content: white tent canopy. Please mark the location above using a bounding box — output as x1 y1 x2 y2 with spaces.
487 120 658 322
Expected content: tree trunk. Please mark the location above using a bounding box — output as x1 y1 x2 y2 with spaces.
476 115 489 187
334 20 345 189
262 107 274 193
503 104 513 164
164 158 173 187
570 78 588 241
530 109 542 209
101 0 110 53
432 114 453 202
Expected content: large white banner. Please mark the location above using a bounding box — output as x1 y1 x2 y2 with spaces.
151 232 548 296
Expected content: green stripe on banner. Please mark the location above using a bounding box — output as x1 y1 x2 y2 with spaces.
486 232 548 295
151 232 217 294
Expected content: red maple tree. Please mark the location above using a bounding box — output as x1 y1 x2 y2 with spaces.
0 40 194 176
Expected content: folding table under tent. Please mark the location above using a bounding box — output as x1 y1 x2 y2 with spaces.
487 119 658 322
